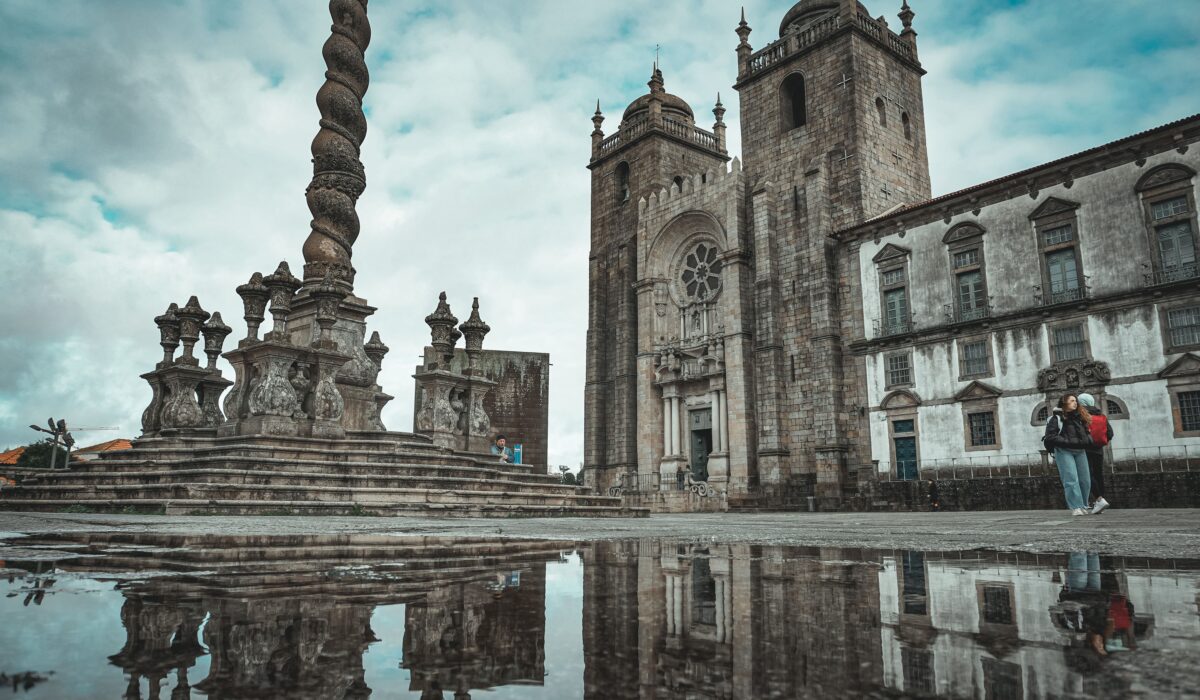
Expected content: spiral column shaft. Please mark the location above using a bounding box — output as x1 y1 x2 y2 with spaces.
302 0 371 288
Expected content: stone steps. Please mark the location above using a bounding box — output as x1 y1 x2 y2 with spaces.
0 434 643 517
0 497 642 517
14 468 585 494
58 459 562 486
0 481 619 507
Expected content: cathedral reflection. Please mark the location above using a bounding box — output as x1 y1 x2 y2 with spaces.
581 542 1195 699
2 534 1196 699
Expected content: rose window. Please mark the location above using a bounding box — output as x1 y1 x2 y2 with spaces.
680 243 722 300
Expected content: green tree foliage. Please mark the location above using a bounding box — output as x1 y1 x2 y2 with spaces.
15 441 69 469
557 465 577 486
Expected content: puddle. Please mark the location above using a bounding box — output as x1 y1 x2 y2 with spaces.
1 534 1198 698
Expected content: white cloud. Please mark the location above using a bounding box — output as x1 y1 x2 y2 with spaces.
1 0 1197 465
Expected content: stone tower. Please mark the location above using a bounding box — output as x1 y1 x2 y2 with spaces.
583 68 730 491
733 0 931 500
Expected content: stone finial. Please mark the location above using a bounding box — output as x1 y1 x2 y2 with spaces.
425 292 460 368
736 7 753 74
310 270 348 349
301 0 372 288
175 296 211 366
713 93 727 153
591 100 606 159
898 1 917 45
154 303 181 368
364 330 390 368
263 261 302 340
200 312 232 371
459 297 490 373
236 272 270 343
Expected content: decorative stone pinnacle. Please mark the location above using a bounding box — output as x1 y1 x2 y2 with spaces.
425 292 460 368
154 303 181 367
713 94 726 122
175 296 211 366
736 7 752 44
459 297 491 355
592 100 605 136
263 261 302 340
898 0 916 35
364 330 389 367
201 312 232 370
301 0 372 288
310 269 348 349
236 272 270 343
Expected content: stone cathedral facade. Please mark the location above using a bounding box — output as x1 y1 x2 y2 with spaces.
583 0 1200 511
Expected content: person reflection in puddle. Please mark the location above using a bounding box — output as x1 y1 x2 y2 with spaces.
1052 552 1137 661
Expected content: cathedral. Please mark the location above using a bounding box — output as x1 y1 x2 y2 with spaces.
582 0 1200 511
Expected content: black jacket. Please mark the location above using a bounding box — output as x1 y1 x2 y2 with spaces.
1043 408 1093 451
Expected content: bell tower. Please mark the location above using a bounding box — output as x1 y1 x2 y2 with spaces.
735 0 930 227
583 68 729 492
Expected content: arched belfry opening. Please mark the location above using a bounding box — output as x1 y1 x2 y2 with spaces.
780 73 807 131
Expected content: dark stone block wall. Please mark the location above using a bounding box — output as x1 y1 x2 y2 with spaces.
870 471 1200 511
416 347 550 471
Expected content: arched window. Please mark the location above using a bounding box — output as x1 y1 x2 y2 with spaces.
615 162 630 204
1031 402 1050 426
1104 395 1130 420
780 73 807 131
673 176 685 190
876 97 887 127
902 112 912 140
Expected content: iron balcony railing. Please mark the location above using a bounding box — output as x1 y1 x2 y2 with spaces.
944 302 991 324
1034 277 1090 307
1144 263 1200 287
873 315 915 338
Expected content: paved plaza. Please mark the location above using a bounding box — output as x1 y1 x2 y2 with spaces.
3 508 1197 559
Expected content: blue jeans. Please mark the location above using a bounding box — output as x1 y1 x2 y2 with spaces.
1055 448 1092 510
1066 552 1101 592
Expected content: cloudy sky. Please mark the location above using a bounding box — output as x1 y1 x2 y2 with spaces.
2 0 1198 465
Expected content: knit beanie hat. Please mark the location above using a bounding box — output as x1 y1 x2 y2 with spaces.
1077 393 1097 408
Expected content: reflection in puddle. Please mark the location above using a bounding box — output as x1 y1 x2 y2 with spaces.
0 535 1197 698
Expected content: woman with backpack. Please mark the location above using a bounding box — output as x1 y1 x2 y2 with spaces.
1077 393 1114 514
1043 393 1095 516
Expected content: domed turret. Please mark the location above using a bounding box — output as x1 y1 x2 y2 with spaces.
622 67 695 124
778 0 867 37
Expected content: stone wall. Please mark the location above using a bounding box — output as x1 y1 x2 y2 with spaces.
870 471 1200 511
416 347 550 470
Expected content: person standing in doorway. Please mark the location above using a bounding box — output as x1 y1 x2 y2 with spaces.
1043 393 1094 516
490 434 514 464
1077 393 1114 514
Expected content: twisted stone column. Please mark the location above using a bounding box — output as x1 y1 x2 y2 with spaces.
302 0 371 288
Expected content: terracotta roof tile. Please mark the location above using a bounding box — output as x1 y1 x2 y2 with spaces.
0 448 25 465
75 439 133 454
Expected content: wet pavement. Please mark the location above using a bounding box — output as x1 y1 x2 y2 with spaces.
0 519 1198 698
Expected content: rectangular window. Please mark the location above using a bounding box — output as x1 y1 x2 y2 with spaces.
893 419 915 433
957 270 987 320
962 340 989 376
1042 224 1074 246
1157 221 1197 279
1052 324 1086 361
887 353 912 387
902 648 934 694
982 585 1014 625
1180 391 1200 432
882 268 905 286
1045 249 1081 302
1153 195 1189 221
952 249 979 269
884 288 909 334
1168 306 1200 347
968 411 997 447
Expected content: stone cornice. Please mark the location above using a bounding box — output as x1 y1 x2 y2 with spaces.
832 113 1200 244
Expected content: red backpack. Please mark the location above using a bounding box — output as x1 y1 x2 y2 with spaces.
1088 414 1110 447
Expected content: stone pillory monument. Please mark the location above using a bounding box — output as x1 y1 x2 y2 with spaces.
0 0 636 517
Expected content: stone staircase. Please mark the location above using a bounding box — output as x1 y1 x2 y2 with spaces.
0 433 646 518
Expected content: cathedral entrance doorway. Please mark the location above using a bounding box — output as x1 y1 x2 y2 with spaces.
689 408 713 482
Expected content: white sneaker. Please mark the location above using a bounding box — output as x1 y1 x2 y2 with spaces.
1072 508 1087 516
1091 497 1110 515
